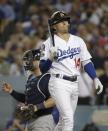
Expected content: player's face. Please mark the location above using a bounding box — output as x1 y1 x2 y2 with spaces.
53 21 69 34
32 60 39 70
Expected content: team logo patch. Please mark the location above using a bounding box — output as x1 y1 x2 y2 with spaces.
41 44 45 51
57 46 81 61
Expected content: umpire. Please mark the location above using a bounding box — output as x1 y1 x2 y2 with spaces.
2 49 55 131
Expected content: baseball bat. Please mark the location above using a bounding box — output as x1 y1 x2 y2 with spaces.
48 19 55 47
48 20 58 60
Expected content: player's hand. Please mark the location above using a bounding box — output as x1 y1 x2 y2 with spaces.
2 83 13 93
49 47 58 61
94 78 103 95
20 104 37 112
17 104 37 121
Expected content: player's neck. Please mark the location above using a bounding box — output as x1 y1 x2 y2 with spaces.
57 33 70 42
33 68 42 76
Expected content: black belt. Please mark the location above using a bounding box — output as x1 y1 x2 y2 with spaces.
55 74 77 82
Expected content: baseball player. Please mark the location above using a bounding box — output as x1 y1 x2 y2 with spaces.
39 11 103 131
2 49 55 131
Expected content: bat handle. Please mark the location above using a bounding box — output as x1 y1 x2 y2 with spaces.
53 51 58 60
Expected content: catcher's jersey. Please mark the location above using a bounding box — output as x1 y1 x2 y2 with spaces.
25 74 50 104
41 34 91 76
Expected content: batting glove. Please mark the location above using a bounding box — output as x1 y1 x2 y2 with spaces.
94 78 103 95
49 47 58 60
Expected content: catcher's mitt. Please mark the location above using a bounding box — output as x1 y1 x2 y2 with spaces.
16 104 36 121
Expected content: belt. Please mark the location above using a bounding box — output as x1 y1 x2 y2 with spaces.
55 74 77 82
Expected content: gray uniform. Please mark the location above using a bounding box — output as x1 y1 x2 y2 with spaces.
27 115 55 131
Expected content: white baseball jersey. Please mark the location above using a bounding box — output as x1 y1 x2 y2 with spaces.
41 34 91 76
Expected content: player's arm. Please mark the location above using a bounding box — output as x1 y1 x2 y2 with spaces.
82 61 103 94
81 42 103 94
18 97 55 121
2 83 25 102
44 97 55 108
39 42 58 73
33 74 55 111
33 97 55 112
28 74 55 112
82 60 103 94
82 60 97 80
10 90 25 103
21 97 55 112
80 38 103 94
39 42 52 73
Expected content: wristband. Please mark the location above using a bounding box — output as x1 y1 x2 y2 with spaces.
36 103 45 110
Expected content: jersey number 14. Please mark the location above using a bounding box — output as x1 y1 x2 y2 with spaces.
74 58 80 69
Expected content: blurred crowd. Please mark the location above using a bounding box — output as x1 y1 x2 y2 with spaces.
0 1 108 131
0 0 108 105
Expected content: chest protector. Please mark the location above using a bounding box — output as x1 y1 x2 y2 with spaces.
25 75 44 104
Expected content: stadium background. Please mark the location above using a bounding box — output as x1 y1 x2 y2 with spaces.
0 0 108 131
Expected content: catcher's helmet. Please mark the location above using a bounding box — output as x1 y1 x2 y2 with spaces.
48 11 70 26
22 49 40 71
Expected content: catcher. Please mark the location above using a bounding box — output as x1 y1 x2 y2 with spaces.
2 49 55 131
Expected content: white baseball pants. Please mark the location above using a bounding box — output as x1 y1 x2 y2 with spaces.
49 76 79 131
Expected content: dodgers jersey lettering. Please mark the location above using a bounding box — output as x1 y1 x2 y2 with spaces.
41 34 91 76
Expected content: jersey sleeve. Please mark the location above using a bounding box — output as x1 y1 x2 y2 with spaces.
40 39 51 60
80 38 92 62
10 90 25 102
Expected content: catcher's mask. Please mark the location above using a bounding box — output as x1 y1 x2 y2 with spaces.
22 49 41 71
48 11 70 26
